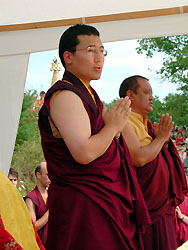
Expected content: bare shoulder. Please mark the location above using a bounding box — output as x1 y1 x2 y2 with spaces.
25 197 35 208
50 90 85 117
50 89 90 141
51 90 83 106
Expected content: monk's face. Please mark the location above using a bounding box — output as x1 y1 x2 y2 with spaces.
131 78 154 117
64 35 105 86
40 162 51 188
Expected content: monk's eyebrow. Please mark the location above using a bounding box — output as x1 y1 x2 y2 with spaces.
87 45 104 48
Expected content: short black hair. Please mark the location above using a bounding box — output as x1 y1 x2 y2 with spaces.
59 24 100 68
8 168 18 178
177 131 183 136
35 164 42 176
119 75 148 98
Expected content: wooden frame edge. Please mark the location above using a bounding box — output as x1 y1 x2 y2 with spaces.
0 6 187 32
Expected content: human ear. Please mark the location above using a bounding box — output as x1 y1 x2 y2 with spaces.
126 90 134 101
63 51 72 65
36 172 41 179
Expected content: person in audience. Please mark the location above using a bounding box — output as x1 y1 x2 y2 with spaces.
176 131 185 147
36 91 46 111
25 162 50 248
176 132 187 161
8 168 18 187
176 196 188 247
180 126 187 140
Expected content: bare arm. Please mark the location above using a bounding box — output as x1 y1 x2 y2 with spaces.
176 241 188 250
122 114 174 167
176 205 188 226
25 198 49 231
50 91 131 164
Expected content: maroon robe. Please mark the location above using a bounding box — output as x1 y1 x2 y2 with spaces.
135 120 187 250
135 120 187 223
176 196 188 247
25 186 48 247
38 70 151 250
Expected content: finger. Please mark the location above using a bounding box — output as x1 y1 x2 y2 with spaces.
122 102 131 117
161 113 170 126
102 105 108 118
166 117 174 131
124 96 131 104
116 98 131 115
159 114 165 126
110 98 123 112
163 115 172 128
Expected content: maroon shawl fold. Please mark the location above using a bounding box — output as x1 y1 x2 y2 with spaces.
38 70 150 250
25 186 48 247
135 120 187 223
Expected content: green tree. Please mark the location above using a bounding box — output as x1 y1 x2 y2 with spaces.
11 90 45 194
15 90 38 149
136 35 188 91
162 93 188 126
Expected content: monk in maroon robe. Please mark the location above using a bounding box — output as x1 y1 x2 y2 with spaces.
38 24 150 250
25 186 48 247
119 75 187 250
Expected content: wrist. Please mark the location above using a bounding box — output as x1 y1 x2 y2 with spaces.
155 137 167 145
181 215 185 221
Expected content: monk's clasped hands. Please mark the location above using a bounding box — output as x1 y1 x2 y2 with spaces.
103 97 131 133
153 113 174 142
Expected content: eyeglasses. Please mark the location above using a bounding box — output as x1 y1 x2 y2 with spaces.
74 46 107 57
9 178 17 182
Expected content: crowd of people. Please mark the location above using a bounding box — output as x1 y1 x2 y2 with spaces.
1 24 188 250
170 126 188 172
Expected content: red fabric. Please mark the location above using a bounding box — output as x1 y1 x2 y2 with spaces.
25 186 48 247
176 137 184 146
0 216 23 250
38 71 151 250
176 196 188 247
142 206 177 250
0 216 46 250
32 221 46 250
135 120 187 223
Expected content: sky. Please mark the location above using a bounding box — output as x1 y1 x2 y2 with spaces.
25 39 178 103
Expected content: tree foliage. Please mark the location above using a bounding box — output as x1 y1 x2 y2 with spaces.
136 35 188 91
15 90 38 149
163 93 188 126
11 90 45 194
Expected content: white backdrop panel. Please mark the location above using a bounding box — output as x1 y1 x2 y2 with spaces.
0 54 29 174
0 0 187 25
0 13 188 57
